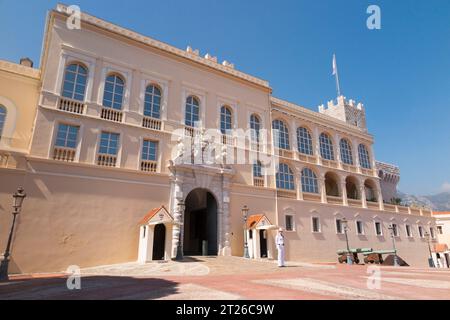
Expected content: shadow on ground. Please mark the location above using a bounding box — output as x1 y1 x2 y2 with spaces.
0 276 180 300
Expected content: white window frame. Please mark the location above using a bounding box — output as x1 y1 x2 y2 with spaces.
98 63 133 112
139 74 169 121
285 214 295 232
311 216 321 233
137 137 161 173
405 224 413 238
94 128 123 167
181 83 207 128
335 218 344 234
374 221 383 236
355 220 364 235
418 225 424 239
49 119 84 162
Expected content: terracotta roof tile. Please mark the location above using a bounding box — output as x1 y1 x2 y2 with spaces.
139 206 170 225
434 243 449 253
247 214 264 229
432 211 450 215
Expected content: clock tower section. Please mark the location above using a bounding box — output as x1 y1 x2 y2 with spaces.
318 96 367 132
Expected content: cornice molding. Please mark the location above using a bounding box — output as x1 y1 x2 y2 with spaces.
0 60 40 79
271 97 374 142
54 4 269 89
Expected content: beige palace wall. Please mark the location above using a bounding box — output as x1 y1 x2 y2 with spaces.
0 161 171 274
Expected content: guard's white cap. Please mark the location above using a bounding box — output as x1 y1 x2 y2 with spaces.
278 228 283 232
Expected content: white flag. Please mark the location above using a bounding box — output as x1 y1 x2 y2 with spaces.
332 54 337 75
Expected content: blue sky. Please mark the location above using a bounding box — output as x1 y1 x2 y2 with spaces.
1 0 449 195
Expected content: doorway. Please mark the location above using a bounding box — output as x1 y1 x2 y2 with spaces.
152 224 166 260
259 230 268 258
184 189 218 255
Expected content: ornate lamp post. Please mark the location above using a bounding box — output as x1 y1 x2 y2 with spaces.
242 205 250 259
175 199 185 261
0 187 27 281
388 224 400 267
424 231 435 268
341 217 353 265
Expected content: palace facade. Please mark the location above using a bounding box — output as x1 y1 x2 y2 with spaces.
0 4 437 273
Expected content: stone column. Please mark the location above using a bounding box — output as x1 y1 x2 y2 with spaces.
360 184 367 209
221 177 232 256
314 127 322 165
319 175 327 204
171 175 184 258
340 179 348 206
335 134 343 169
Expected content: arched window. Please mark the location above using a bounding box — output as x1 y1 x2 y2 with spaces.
62 63 88 101
297 127 313 155
220 106 232 134
272 119 290 150
319 133 334 160
253 161 263 178
185 95 200 127
250 114 261 142
276 163 295 190
358 144 371 169
0 105 6 138
103 74 125 110
301 168 319 193
339 139 353 165
144 84 161 119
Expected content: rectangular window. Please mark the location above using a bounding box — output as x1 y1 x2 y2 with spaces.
375 222 382 236
418 226 424 238
437 226 443 234
356 221 364 235
430 227 435 239
406 225 412 237
99 132 119 155
391 223 399 237
312 217 320 233
142 140 157 161
285 215 294 232
336 219 343 234
55 124 79 149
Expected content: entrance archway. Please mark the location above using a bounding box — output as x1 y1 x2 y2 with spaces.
152 223 166 260
183 189 218 256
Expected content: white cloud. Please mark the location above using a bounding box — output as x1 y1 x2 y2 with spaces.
441 182 450 193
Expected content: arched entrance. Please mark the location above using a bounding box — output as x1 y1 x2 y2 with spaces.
183 189 218 256
152 224 166 260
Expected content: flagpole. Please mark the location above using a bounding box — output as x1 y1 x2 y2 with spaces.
333 54 342 97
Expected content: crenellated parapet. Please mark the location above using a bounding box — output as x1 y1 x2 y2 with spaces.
319 96 367 131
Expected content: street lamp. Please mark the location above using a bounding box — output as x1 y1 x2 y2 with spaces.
0 187 27 281
175 199 185 261
242 205 250 259
424 231 435 268
388 224 400 267
341 217 353 265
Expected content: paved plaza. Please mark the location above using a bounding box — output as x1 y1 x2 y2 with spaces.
1 256 450 300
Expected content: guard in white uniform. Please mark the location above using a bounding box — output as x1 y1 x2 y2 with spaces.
276 228 285 267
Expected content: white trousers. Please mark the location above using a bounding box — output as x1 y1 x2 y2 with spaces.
277 245 285 266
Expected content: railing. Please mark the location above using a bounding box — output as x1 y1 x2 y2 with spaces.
322 159 338 168
97 154 117 167
275 148 293 159
101 107 123 122
0 152 9 168
142 116 161 130
367 201 379 210
327 195 342 204
361 168 373 176
383 204 397 212
58 97 85 114
53 147 76 162
397 206 410 214
303 192 321 202
348 198 362 207
342 163 358 173
277 189 297 199
222 134 234 146
140 160 157 172
253 177 264 187
184 126 195 137
298 153 316 164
